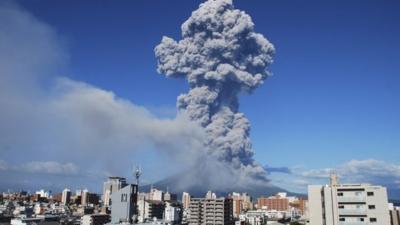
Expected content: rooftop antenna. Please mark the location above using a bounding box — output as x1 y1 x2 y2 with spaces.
134 165 141 187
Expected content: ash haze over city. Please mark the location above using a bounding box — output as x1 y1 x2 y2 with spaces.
1 0 400 203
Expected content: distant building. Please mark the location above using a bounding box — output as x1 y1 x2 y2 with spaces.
308 175 390 225
149 188 164 201
182 192 191 210
82 189 99 206
110 184 138 224
52 193 62 202
137 199 165 223
164 202 181 224
61 188 71 205
205 191 217 200
257 193 289 211
81 214 110 225
103 177 127 207
188 197 234 225
164 192 177 202
231 192 253 218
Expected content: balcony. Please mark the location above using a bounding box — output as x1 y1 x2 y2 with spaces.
338 208 367 215
339 222 367 225
337 196 366 203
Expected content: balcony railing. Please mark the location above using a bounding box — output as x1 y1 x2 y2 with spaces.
337 196 366 203
339 222 367 225
338 208 367 215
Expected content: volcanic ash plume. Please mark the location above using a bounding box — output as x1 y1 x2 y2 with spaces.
155 0 274 185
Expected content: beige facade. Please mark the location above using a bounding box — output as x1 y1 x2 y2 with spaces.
188 197 234 225
308 183 390 225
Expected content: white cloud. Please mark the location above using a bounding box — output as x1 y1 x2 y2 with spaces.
0 2 206 190
269 159 400 197
301 159 400 181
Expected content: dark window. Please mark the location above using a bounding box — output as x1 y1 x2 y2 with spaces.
121 193 127 202
339 205 344 209
337 192 343 196
339 218 345 221
370 218 377 222
360 218 364 222
368 205 376 209
367 192 374 196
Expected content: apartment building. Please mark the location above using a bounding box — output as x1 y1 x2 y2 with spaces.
188 197 234 225
308 175 390 225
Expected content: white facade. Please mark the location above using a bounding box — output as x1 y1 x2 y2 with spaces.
164 204 180 223
149 188 164 201
102 177 127 207
308 183 390 225
62 188 71 205
182 192 191 210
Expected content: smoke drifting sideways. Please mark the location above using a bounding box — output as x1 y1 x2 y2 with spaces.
155 0 275 190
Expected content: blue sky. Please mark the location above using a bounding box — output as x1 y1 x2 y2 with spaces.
1 0 399 196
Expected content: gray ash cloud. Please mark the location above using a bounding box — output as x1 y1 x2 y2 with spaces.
155 0 275 185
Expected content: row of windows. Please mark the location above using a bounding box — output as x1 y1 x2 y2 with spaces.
339 217 377 222
337 205 375 209
337 191 375 196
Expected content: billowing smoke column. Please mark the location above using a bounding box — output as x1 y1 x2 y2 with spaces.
155 0 274 184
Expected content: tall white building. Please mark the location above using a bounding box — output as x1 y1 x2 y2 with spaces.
102 177 127 207
308 176 390 225
61 188 71 205
182 192 191 210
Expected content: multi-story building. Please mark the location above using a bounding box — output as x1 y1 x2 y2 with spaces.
149 188 164 201
102 177 127 207
137 199 165 223
389 205 400 225
188 197 234 225
109 184 138 224
164 202 181 224
81 190 99 206
61 188 71 205
164 192 177 202
257 193 289 211
81 214 110 225
231 192 253 218
182 192 191 210
308 175 391 225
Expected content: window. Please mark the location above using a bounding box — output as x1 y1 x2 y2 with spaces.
339 218 345 221
337 192 343 196
338 205 344 209
360 218 364 222
370 218 377 222
121 193 127 202
367 192 374 196
368 205 376 209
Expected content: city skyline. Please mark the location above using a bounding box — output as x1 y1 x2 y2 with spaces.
0 0 399 198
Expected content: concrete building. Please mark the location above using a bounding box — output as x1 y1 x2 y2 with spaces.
257 193 289 211
390 205 400 225
182 192 191 210
164 192 177 202
81 190 99 206
103 177 127 207
231 192 253 218
188 197 234 225
164 202 181 224
308 176 390 225
81 214 110 225
61 188 71 205
137 199 165 223
205 191 217 200
149 188 164 201
110 184 138 224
